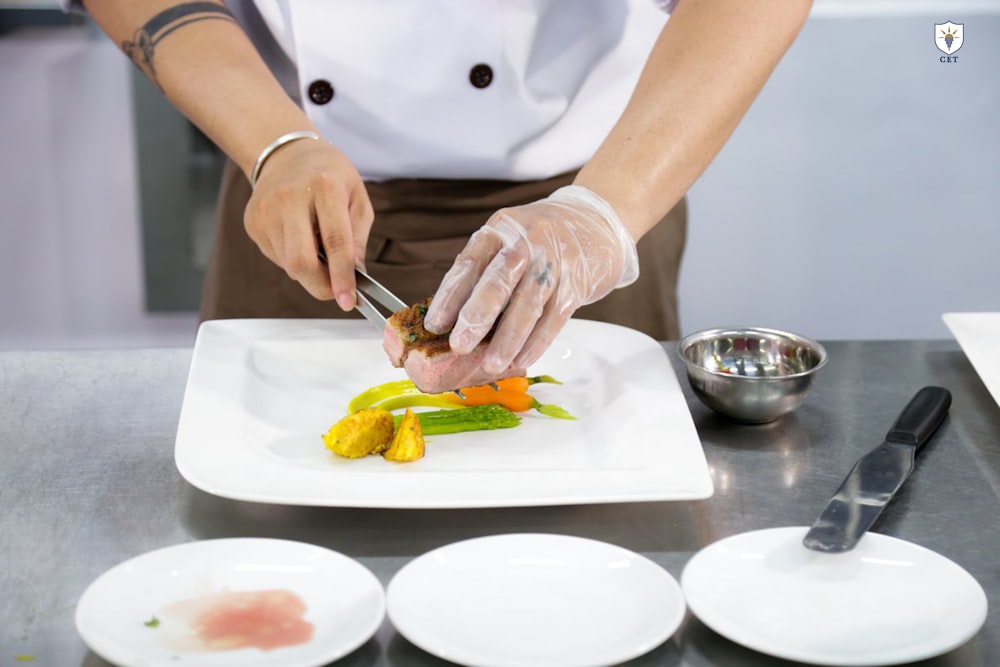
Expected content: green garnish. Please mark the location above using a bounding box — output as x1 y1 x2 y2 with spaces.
144 616 160 628
533 402 576 420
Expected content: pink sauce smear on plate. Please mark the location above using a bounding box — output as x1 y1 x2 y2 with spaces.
158 589 314 652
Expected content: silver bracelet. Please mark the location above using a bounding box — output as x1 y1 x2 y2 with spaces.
250 130 322 188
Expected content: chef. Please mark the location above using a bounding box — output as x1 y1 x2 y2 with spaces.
73 0 811 374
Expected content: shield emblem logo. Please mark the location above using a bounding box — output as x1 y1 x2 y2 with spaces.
935 21 964 55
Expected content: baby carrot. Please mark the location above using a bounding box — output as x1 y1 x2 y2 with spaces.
445 387 534 411
492 377 530 393
472 375 563 393
444 388 575 419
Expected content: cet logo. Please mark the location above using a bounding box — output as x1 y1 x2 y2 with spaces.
935 21 964 56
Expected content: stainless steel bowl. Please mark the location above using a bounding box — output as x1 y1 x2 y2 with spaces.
677 327 827 424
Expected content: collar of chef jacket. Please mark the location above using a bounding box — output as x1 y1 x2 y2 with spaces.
248 0 669 182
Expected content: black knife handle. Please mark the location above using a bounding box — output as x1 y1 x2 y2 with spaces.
885 386 952 447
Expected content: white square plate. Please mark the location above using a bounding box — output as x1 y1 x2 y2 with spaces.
174 318 713 508
942 312 1000 408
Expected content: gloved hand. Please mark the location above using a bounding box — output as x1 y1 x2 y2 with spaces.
244 136 374 310
424 185 639 374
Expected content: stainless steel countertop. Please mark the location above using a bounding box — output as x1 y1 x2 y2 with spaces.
1 340 997 666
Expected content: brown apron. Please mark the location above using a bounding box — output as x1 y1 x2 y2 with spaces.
200 160 687 340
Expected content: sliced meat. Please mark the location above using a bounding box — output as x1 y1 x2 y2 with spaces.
382 298 446 367
382 298 525 394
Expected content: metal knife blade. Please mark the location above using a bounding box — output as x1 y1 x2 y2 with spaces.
802 386 952 553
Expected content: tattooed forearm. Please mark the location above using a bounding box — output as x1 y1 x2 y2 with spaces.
121 2 236 91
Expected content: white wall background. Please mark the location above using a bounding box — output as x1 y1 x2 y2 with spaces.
0 23 198 350
0 3 997 350
679 2 999 340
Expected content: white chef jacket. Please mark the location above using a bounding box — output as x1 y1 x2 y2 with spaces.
67 0 673 182
235 1 671 182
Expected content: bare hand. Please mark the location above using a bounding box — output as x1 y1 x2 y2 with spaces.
244 138 374 310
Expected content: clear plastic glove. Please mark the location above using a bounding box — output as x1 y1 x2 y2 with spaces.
424 185 639 374
244 137 374 310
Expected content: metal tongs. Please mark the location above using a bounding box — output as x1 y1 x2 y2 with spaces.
354 267 408 329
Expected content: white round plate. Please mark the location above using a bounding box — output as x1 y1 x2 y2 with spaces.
386 533 685 667
75 538 385 667
681 527 987 666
